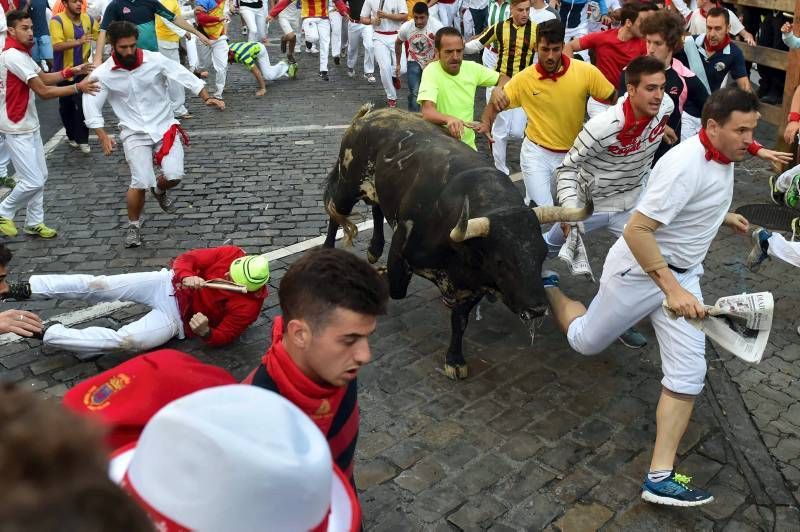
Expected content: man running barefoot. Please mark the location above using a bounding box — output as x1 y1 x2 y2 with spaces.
83 21 225 248
543 88 763 507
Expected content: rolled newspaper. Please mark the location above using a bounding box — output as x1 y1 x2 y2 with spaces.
201 280 248 294
663 292 773 364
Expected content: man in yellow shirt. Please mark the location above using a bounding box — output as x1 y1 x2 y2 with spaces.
156 0 192 118
50 0 98 154
418 27 508 150
483 18 615 207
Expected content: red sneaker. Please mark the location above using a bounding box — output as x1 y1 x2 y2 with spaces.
387 99 397 108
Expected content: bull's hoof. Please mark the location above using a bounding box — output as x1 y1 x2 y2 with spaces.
444 363 469 380
367 250 379 264
367 243 384 264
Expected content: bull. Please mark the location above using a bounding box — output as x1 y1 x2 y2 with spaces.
323 106 591 379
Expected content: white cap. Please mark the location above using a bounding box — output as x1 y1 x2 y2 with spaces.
109 385 360 532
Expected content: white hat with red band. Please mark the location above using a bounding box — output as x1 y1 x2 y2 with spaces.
108 385 361 532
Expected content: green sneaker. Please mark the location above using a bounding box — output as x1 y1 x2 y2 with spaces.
287 62 298 79
784 175 800 210
0 216 17 237
768 175 784 205
0 176 15 188
23 223 57 238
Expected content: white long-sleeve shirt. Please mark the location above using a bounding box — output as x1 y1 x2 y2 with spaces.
555 95 674 213
83 50 205 142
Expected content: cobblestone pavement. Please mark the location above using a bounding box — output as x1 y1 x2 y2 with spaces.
0 29 798 530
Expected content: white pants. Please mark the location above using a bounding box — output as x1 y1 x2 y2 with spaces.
0 136 10 178
520 137 564 207
0 132 47 226
434 1 458 26
278 2 300 35
255 43 289 80
198 36 228 97
543 208 631 248
329 9 343 57
240 5 267 41
587 97 611 119
564 22 589 62
303 17 331 71
373 31 404 100
681 113 701 142
491 106 526 175
184 36 199 71
768 233 800 266
158 43 188 117
347 22 374 74
122 131 185 189
32 269 184 358
567 239 706 395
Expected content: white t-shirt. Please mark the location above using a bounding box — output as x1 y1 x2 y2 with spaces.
529 5 556 24
0 48 42 134
397 17 442 68
361 0 407 33
635 135 733 269
686 8 745 37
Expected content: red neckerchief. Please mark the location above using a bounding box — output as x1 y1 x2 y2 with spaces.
3 36 31 54
263 317 347 435
616 98 651 147
154 124 189 167
111 48 144 71
699 127 731 165
703 34 730 54
536 54 570 81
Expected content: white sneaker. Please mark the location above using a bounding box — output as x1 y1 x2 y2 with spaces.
364 73 376 83
347 68 355 78
310 45 319 54
79 143 91 154
67 140 79 149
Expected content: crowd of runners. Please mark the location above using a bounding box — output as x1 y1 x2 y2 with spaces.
0 0 798 529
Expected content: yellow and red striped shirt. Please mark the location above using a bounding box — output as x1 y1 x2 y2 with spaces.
269 0 348 19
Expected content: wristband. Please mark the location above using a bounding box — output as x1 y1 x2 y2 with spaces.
61 67 75 79
747 140 763 156
73 83 80 94
789 112 800 123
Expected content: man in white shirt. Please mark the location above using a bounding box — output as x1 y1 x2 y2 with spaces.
395 1 440 111
542 87 761 508
361 0 406 107
0 9 98 239
345 0 375 81
686 0 754 45
83 21 225 248
0 4 11 189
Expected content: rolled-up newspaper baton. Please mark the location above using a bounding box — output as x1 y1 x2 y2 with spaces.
663 292 773 364
200 280 248 294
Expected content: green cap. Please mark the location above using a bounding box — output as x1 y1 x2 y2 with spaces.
229 255 270 292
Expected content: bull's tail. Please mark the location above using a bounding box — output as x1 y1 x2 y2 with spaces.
326 199 359 247
352 103 373 123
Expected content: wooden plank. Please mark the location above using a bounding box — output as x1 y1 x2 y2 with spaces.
740 44 788 72
759 101 784 127
730 0 794 13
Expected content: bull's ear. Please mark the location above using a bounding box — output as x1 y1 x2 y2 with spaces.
450 197 490 242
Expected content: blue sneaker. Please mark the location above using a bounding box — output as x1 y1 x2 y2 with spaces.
641 471 714 507
542 270 559 288
618 327 647 349
746 226 771 272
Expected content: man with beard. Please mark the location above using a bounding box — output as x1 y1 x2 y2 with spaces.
0 10 98 239
483 18 614 208
418 27 507 149
542 88 763 508
82 21 225 248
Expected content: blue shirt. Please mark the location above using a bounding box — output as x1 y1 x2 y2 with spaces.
675 36 747 93
100 0 175 52
29 0 50 37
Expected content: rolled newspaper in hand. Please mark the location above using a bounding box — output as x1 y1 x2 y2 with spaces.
201 280 248 294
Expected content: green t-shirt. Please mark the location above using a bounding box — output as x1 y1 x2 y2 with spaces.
417 60 500 150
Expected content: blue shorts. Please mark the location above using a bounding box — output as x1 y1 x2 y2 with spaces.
32 35 53 62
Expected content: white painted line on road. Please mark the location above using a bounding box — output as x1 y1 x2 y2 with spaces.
0 128 67 198
0 219 376 345
191 124 350 136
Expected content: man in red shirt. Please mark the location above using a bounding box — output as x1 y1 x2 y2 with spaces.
565 1 657 117
243 248 388 484
4 245 269 359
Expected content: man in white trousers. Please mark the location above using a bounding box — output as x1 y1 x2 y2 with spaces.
4 246 270 359
156 0 192 118
239 0 268 41
431 0 458 26
228 39 295 96
328 0 345 64
0 9 99 239
542 87 761 508
83 21 225 248
346 0 375 81
195 0 230 98
361 0 406 106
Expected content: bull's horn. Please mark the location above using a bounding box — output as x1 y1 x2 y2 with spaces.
450 197 491 242
532 199 594 224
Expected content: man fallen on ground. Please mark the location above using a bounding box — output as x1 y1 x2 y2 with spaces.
243 248 388 485
4 245 270 359
227 39 297 97
0 243 42 337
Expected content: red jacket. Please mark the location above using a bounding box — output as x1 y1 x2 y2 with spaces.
171 246 267 347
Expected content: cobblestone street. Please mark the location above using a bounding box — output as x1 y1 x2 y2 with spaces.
0 31 798 530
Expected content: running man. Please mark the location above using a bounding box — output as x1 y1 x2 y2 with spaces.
228 39 296 96
345 0 375 81
361 0 406 106
83 21 225 247
195 0 230 99
395 2 441 111
542 87 763 507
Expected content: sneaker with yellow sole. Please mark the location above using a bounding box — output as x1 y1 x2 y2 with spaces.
0 216 17 237
23 223 57 238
